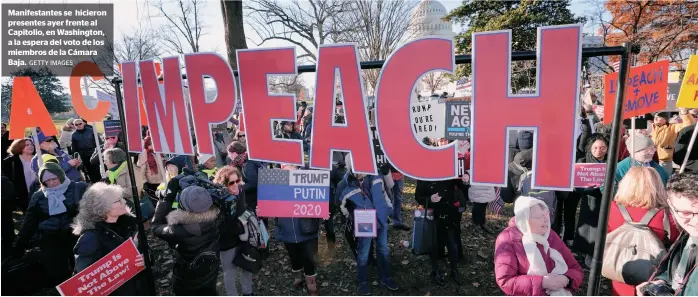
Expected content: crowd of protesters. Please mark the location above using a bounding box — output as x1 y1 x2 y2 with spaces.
1 101 697 297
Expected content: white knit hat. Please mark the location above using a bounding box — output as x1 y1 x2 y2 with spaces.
198 153 215 165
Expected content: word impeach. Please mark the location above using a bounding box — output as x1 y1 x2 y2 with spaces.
604 61 669 124
573 163 606 188
411 101 445 141
56 239 143 296
257 168 330 218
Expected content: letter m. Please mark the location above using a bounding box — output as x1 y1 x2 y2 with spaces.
139 57 194 154
470 24 582 190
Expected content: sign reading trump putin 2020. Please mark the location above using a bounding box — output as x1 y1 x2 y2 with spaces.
9 24 584 191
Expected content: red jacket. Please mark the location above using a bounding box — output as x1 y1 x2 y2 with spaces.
606 202 680 296
494 218 584 296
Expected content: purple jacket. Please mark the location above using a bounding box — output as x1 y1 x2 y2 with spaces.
494 218 584 296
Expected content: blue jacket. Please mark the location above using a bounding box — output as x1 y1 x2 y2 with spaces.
14 181 88 251
31 148 81 182
275 218 319 243
602 157 669 194
243 160 266 210
339 174 392 227
71 126 98 154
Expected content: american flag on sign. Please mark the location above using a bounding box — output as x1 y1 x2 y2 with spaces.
488 187 504 215
612 61 620 72
456 77 472 91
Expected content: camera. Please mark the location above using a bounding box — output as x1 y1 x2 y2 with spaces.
641 283 674 296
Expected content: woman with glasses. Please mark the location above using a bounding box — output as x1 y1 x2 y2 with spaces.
72 182 147 295
12 163 88 292
31 131 82 182
494 196 583 296
606 166 680 296
213 166 254 296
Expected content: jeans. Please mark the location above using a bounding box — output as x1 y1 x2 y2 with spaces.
220 247 253 296
390 179 405 225
283 238 318 276
356 226 390 283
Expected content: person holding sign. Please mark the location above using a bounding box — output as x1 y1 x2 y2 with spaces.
30 132 82 182
275 164 321 296
415 177 464 286
650 109 696 175
673 123 698 173
71 119 101 183
72 183 147 295
571 134 609 267
339 167 399 295
151 186 221 296
12 163 88 292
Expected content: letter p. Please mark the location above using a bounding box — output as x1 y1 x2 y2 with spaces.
470 25 582 190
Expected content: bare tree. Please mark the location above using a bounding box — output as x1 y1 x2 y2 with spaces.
150 0 207 54
245 0 356 63
269 75 305 98
421 72 447 94
335 0 417 93
221 0 247 68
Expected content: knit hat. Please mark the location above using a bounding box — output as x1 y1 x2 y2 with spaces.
178 186 213 213
42 154 59 164
227 141 246 154
625 132 655 153
198 154 215 165
39 162 66 185
105 148 128 164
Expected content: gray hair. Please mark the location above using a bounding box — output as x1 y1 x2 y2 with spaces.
72 182 130 235
103 147 127 164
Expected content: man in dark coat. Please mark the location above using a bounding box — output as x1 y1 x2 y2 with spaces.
674 124 697 173
71 119 101 183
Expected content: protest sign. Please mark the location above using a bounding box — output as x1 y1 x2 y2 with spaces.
573 163 606 188
410 100 446 141
677 55 698 108
444 101 471 140
370 127 387 166
354 209 377 237
665 83 682 112
56 239 143 296
103 120 123 139
604 60 669 124
257 168 330 218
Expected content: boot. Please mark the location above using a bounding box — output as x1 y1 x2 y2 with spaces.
305 275 318 296
432 271 445 286
292 269 304 289
451 268 463 285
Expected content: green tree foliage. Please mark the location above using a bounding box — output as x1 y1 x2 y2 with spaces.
1 67 69 117
444 0 585 90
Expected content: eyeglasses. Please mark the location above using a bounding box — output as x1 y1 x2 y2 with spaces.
228 179 240 186
112 197 126 205
669 201 698 220
238 134 246 138
106 137 117 140
75 123 84 126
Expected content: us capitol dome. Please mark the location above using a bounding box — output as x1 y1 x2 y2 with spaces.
409 0 455 39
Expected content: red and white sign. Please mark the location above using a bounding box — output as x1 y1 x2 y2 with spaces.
573 163 606 188
57 239 144 296
592 105 604 119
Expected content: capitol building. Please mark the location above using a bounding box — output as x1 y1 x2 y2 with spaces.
408 0 459 97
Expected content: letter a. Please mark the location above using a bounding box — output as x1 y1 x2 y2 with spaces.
8 77 58 139
470 25 582 190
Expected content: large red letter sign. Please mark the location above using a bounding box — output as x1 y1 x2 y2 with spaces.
237 48 303 166
121 62 143 152
70 61 110 122
140 57 194 155
8 77 58 139
375 38 457 180
184 53 237 155
309 44 376 174
471 25 582 190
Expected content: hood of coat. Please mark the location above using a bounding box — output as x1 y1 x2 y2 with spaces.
166 207 220 226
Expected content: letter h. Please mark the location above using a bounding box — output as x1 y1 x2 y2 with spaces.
470 24 582 190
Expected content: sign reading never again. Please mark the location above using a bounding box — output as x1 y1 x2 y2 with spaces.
9 24 585 190
444 101 471 140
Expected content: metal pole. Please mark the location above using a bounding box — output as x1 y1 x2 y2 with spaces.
587 43 633 296
113 80 157 295
92 122 105 177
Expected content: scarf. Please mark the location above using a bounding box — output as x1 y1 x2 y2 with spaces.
232 152 248 169
145 149 159 174
514 197 572 296
108 162 128 184
41 179 71 215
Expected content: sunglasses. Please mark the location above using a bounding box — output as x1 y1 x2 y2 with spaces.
75 123 84 126
45 138 55 142
227 179 240 186
238 134 246 138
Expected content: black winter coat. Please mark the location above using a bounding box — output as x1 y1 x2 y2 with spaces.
674 124 697 173
1 154 32 209
151 199 220 292
74 214 147 295
415 180 462 228
71 127 97 154
219 186 247 251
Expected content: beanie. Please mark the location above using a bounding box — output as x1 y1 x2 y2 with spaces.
39 162 66 185
178 186 213 213
625 132 655 153
105 148 128 164
42 154 59 164
198 154 215 165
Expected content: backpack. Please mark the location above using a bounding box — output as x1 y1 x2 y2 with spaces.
233 210 268 273
602 204 670 285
